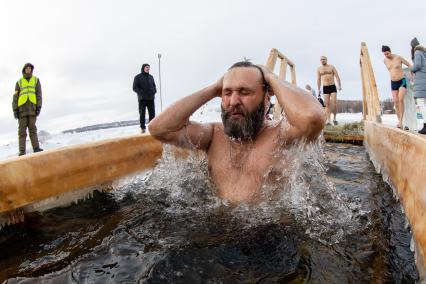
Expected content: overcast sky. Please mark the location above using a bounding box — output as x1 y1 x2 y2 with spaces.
0 0 425 144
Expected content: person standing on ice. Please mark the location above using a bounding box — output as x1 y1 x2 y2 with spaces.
382 45 412 129
316 56 342 126
133 63 157 133
12 63 43 156
410 37 426 134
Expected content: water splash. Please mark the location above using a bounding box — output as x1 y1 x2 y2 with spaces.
114 136 365 246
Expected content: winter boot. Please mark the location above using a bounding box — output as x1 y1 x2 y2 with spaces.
419 123 426 134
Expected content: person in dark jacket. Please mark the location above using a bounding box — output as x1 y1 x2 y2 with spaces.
12 63 43 156
133 63 157 133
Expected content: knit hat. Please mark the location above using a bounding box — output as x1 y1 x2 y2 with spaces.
411 37 420 48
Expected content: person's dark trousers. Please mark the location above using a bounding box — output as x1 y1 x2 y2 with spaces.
138 98 155 130
18 115 40 154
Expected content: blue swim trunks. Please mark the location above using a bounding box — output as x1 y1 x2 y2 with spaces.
391 78 407 91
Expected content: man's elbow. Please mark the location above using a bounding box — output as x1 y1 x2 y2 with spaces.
148 119 163 140
306 109 326 139
148 120 173 144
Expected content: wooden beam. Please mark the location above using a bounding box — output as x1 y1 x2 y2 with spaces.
0 135 162 214
360 42 381 122
364 121 426 278
266 48 297 120
266 48 278 71
290 66 297 85
278 59 287 80
360 59 367 120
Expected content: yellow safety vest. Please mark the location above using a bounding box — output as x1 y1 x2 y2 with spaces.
17 76 37 107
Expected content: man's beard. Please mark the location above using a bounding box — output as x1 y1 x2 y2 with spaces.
221 100 266 140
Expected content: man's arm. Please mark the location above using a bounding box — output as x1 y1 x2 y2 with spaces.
411 51 423 73
263 67 325 141
152 76 157 94
132 76 141 94
316 68 322 94
12 82 19 119
148 80 221 149
333 66 342 90
400 56 412 68
36 79 42 115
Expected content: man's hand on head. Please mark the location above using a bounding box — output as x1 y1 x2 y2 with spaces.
257 65 276 83
256 65 277 97
213 76 224 97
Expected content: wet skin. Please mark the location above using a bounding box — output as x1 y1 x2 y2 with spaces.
149 65 325 203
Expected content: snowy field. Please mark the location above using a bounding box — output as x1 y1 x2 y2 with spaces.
0 107 403 161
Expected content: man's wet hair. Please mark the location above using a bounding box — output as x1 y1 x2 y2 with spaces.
382 45 391 53
228 61 270 93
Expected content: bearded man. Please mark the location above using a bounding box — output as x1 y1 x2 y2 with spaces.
149 61 325 203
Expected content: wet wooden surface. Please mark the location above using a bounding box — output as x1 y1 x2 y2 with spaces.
0 135 162 214
364 121 426 277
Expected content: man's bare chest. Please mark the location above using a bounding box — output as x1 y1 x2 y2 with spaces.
385 58 401 70
208 140 277 182
319 67 333 77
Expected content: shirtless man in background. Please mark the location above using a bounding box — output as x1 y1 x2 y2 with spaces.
149 61 325 203
317 56 342 125
382 45 412 128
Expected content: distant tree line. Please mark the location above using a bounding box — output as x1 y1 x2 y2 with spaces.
335 99 394 113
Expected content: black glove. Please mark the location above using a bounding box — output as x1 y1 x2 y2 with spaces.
36 107 41 116
14 110 19 119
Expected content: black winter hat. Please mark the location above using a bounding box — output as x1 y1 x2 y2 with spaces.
22 63 34 74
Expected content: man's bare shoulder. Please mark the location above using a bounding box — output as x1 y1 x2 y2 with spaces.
208 122 223 138
391 54 403 62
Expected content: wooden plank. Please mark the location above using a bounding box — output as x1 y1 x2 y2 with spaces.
364 121 426 278
278 59 287 80
290 66 297 85
360 59 367 120
265 48 278 71
0 135 162 214
275 49 296 68
360 43 381 122
266 48 297 120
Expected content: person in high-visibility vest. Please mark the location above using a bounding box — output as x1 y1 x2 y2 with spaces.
12 63 43 156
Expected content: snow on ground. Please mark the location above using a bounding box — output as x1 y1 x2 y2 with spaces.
0 108 401 161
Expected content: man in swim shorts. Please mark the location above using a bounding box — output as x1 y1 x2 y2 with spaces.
316 56 342 125
149 61 325 203
382 45 412 128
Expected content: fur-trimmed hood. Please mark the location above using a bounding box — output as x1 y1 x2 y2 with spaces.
415 45 426 52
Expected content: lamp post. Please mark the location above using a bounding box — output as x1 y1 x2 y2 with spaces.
158 53 163 112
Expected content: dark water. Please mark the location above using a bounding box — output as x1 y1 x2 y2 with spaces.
0 143 418 283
